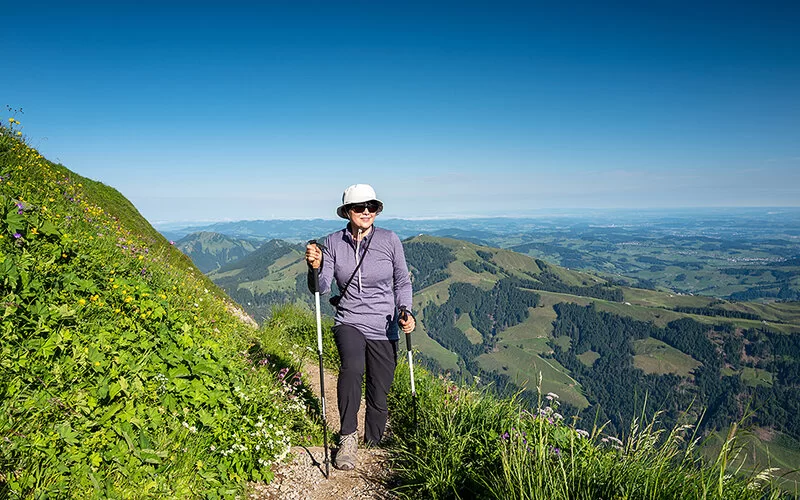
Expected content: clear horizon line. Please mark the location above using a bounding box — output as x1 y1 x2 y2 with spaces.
151 206 800 228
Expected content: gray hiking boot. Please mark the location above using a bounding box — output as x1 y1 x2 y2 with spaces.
334 432 358 471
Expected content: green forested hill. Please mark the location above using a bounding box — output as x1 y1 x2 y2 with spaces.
175 231 259 273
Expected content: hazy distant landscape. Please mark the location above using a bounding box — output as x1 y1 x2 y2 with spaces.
165 207 800 301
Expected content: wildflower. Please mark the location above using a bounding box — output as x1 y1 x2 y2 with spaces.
78 299 86 305
13 233 22 239
7 118 12 123
607 436 623 446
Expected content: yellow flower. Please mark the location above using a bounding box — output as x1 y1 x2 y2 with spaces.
31 228 38 235
125 297 133 303
90 295 99 302
78 299 86 305
16 131 22 136
113 284 119 289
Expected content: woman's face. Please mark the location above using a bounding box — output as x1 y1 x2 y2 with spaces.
347 201 380 233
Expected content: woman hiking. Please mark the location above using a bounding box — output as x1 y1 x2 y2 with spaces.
305 183 415 471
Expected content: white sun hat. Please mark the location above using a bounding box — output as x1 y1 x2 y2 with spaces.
336 184 384 219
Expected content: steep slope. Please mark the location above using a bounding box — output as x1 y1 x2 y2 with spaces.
0 126 320 497
175 231 259 272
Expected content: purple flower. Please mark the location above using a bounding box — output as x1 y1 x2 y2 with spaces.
13 233 22 239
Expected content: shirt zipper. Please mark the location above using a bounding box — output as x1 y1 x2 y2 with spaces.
355 229 363 292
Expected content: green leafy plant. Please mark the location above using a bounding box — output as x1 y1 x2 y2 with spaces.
0 122 323 497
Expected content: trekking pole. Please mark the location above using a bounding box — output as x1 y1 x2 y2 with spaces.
399 306 417 430
308 240 330 479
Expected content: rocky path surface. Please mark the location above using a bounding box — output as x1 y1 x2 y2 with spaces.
246 362 400 499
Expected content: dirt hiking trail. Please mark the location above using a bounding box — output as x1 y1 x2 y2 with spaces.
246 362 401 499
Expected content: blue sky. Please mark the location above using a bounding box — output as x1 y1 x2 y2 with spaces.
4 1 799 224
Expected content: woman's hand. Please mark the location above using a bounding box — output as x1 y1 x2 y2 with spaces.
305 243 322 269
399 312 416 334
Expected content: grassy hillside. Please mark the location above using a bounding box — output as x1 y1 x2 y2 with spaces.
0 123 324 497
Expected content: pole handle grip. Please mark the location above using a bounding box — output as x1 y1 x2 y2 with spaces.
307 239 321 293
400 306 413 351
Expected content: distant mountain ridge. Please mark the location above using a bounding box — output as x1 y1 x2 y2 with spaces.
175 231 259 272
161 211 800 301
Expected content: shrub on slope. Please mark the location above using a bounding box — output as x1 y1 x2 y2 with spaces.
0 122 317 497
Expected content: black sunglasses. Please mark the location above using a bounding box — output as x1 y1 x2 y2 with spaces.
348 201 381 213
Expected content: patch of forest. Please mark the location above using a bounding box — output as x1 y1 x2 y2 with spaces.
521 260 624 302
403 241 456 289
672 306 764 321
422 279 540 361
548 303 800 441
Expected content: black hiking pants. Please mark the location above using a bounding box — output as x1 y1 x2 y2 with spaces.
333 324 398 445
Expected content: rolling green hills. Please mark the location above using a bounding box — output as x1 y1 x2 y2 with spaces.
198 228 800 488
175 231 259 273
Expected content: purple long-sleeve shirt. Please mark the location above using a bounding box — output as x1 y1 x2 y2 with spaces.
312 226 413 341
